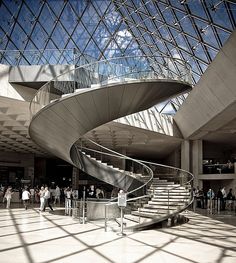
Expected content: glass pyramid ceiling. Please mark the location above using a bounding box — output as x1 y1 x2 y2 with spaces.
0 0 235 113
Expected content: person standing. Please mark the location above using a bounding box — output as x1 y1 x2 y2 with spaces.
54 185 61 205
43 187 53 212
39 186 45 211
4 186 13 209
207 188 215 213
64 187 72 215
22 186 31 210
221 187 227 210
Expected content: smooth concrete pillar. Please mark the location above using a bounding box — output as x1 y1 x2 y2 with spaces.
192 140 203 188
181 140 190 171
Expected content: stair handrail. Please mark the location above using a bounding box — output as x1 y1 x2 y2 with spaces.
77 138 154 199
29 55 192 118
77 139 194 231
140 160 194 212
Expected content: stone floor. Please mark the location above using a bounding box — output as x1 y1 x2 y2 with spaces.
0 204 236 263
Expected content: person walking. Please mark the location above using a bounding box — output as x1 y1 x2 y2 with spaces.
22 186 31 210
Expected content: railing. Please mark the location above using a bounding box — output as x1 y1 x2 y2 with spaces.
105 160 194 231
74 138 194 231
142 160 194 209
203 163 235 174
76 138 153 198
28 55 193 231
74 138 154 230
29 55 192 118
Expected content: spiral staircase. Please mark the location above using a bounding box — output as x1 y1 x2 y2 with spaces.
29 56 194 231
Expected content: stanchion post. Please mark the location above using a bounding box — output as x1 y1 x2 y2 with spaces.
82 187 86 224
105 204 107 232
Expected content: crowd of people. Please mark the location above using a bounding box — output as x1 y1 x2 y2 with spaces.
1 184 111 211
1 184 67 211
193 186 236 213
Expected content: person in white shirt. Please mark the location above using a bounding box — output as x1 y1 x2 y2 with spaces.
43 187 53 212
4 186 13 209
221 187 227 210
64 187 72 215
39 186 45 211
22 186 31 210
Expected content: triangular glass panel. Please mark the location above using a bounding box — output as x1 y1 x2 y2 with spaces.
145 1 158 17
194 19 219 48
206 46 218 61
46 0 65 16
80 4 100 34
69 0 89 17
103 40 121 58
188 1 208 19
92 22 111 49
51 24 68 47
169 0 186 10
10 23 27 50
93 0 111 17
3 0 19 14
162 7 175 23
17 3 34 35
30 24 48 48
229 3 236 23
208 1 232 30
84 38 101 59
71 23 91 51
178 13 196 37
59 3 78 35
173 32 189 52
216 27 231 46
0 3 16 33
39 3 56 34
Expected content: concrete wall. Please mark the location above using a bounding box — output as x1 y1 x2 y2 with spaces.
0 64 36 101
174 29 236 139
163 148 181 168
9 64 75 83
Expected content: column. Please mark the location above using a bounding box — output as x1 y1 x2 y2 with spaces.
181 140 190 171
192 140 203 188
